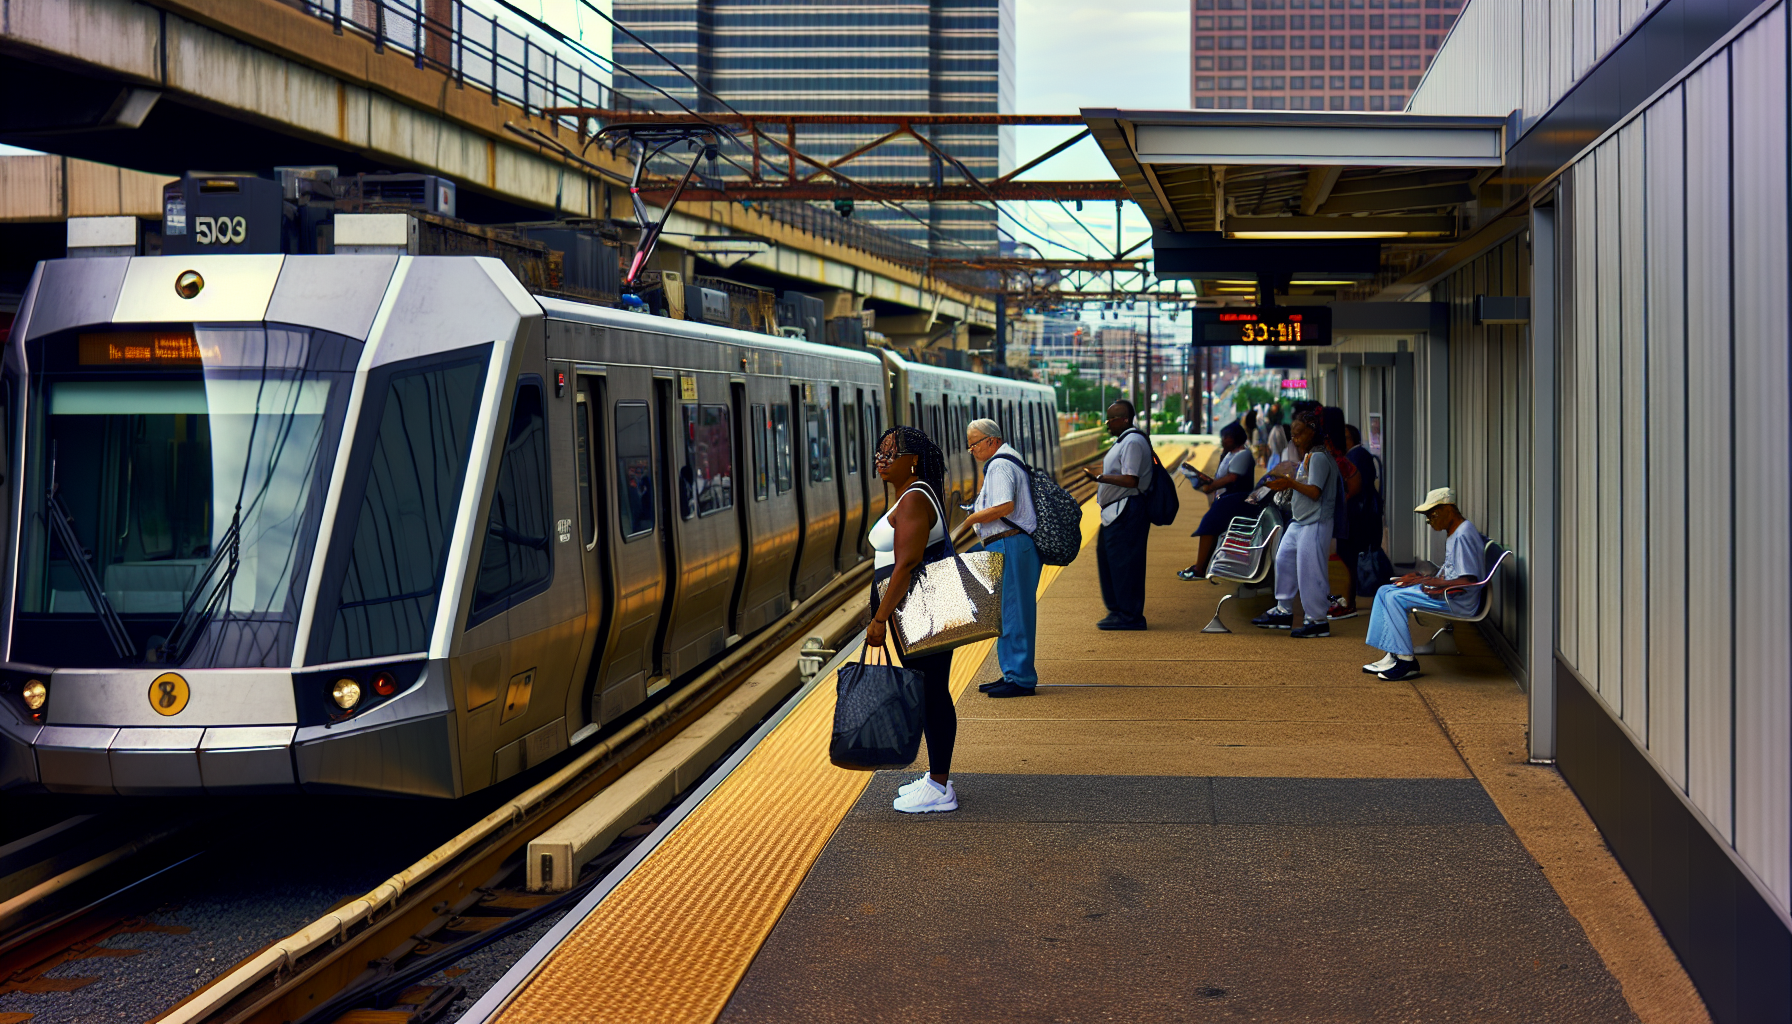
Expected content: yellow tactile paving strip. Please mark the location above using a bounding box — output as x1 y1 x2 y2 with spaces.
492 445 1185 1024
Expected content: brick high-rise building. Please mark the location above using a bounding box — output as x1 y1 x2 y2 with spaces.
1189 0 1463 112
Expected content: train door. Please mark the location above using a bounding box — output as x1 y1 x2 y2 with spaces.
863 393 886 537
853 387 874 558
831 385 865 570
727 380 752 635
789 382 841 602
572 378 614 730
588 371 665 724
653 372 739 678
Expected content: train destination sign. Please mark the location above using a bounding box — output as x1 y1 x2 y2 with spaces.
1193 306 1333 347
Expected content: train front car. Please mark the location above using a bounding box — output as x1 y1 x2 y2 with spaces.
0 254 538 799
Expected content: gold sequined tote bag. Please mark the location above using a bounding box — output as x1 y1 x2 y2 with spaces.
874 487 1004 658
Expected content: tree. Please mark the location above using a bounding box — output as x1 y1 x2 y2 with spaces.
1233 383 1278 415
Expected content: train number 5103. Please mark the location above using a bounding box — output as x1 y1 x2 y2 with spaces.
194 215 248 245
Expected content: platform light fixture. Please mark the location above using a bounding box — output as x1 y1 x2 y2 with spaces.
1229 229 1446 240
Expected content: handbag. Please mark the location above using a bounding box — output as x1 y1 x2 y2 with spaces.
873 485 1003 658
830 644 927 771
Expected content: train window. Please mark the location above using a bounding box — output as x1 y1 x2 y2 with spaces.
844 403 859 474
321 353 485 662
615 401 655 539
804 402 833 483
773 403 793 493
574 391 595 548
693 404 733 515
751 403 769 501
471 380 554 622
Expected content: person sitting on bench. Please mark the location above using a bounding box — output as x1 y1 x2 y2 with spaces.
1177 422 1256 580
1362 487 1486 680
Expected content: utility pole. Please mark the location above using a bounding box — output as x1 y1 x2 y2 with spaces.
1143 303 1154 429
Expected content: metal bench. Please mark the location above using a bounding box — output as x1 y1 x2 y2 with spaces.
1409 539 1513 655
1200 507 1284 634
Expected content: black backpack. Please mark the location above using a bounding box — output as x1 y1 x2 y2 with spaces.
1120 429 1180 527
987 453 1083 566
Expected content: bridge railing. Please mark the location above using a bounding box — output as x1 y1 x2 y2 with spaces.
288 0 633 124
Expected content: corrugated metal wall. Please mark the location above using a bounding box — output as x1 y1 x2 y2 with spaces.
1554 3 1791 921
1432 235 1531 676
1407 0 1656 127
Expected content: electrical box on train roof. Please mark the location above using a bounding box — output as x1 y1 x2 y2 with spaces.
161 173 284 256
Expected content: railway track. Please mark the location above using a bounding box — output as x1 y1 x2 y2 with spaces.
0 448 1107 1024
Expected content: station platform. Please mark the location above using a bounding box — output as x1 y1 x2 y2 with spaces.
470 444 1708 1024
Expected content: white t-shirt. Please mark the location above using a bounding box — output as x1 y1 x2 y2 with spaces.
1098 429 1154 525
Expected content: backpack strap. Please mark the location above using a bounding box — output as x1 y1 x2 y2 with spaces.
984 452 1032 534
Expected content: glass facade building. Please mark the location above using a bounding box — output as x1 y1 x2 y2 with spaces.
614 0 1014 254
1188 0 1462 111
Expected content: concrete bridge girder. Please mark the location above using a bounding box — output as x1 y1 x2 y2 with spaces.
0 0 989 321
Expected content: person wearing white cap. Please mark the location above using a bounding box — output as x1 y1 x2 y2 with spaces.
1362 487 1487 680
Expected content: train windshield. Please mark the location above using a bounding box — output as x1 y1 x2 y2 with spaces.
16 324 359 668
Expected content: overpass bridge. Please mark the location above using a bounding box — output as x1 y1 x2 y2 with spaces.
0 0 994 334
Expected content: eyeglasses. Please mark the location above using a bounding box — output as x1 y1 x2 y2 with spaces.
966 435 996 452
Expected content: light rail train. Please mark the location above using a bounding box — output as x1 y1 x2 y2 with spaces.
0 255 1059 798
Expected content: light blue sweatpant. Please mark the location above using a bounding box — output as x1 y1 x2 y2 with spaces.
1274 518 1333 624
1365 585 1454 656
988 532 1042 687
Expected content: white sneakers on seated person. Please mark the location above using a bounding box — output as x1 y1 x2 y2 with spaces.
1363 652 1398 674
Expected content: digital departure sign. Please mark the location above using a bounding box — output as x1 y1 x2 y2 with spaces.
78 332 203 366
1193 306 1333 347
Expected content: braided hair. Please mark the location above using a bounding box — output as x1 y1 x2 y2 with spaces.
877 424 947 511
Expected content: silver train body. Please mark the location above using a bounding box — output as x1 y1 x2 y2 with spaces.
0 255 1059 798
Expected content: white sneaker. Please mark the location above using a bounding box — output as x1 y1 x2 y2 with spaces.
897 772 933 796
893 778 958 813
1362 652 1398 674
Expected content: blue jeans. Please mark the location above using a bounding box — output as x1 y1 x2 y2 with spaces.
1365 585 1454 656
987 532 1042 688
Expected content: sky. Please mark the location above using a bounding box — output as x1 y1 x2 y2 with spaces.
1004 0 1187 262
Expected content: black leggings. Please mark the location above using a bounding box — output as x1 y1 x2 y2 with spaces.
872 567 958 776
905 649 957 776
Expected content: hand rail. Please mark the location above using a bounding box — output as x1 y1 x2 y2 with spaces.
290 0 633 126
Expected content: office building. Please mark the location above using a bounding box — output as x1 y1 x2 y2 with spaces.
1188 0 1463 111
614 0 1014 254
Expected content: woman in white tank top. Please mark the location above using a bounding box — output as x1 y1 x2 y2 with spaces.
867 425 959 814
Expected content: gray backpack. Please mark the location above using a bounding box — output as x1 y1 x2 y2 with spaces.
987 454 1083 566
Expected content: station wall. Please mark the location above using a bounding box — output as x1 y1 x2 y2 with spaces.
1406 0 1654 131
1433 235 1532 680
1549 0 1790 970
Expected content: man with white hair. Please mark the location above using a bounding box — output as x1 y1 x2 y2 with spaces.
1362 487 1487 680
963 417 1041 697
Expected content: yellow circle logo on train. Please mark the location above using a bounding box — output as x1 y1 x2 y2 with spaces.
149 672 191 716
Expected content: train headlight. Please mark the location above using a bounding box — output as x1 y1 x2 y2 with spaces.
331 678 362 710
371 671 398 697
174 270 204 299
20 679 46 711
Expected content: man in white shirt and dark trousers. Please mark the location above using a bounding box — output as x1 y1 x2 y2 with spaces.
964 418 1041 697
1082 400 1155 631
1363 487 1488 680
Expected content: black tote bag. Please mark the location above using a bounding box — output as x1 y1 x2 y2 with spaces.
829 644 927 771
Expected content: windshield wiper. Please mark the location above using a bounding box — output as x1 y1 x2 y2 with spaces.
45 488 137 660
162 510 240 666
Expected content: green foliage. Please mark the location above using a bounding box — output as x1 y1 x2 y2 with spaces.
1053 366 1124 420
1233 383 1278 414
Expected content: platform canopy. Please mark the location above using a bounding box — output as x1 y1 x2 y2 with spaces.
1081 109 1510 290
